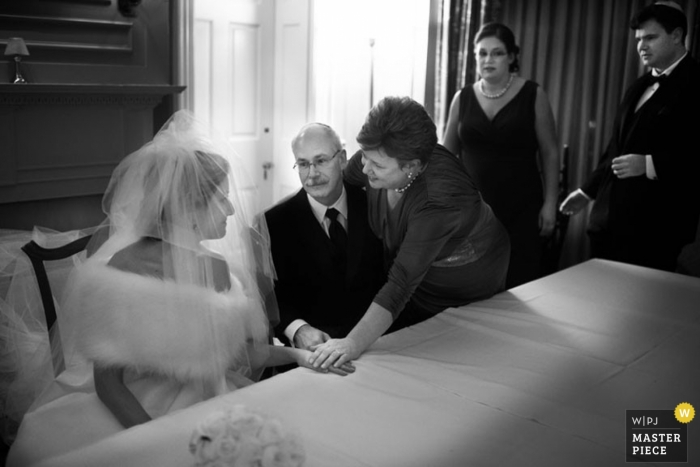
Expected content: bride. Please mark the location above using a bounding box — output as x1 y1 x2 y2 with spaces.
5 111 353 465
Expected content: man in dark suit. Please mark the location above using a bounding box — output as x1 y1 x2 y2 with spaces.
265 123 384 350
560 1 700 272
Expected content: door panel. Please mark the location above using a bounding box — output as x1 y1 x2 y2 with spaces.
194 0 274 210
273 0 311 203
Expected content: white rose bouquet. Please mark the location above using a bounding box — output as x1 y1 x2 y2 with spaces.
189 405 306 467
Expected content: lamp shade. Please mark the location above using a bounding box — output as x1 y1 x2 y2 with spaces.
4 37 30 57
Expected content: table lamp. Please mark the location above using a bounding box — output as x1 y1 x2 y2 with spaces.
4 37 30 84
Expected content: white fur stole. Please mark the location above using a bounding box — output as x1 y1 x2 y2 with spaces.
62 260 269 384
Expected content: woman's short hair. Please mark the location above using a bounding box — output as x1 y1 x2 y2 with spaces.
356 96 437 165
630 2 687 42
474 22 521 73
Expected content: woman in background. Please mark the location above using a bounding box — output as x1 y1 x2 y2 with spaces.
443 22 559 288
308 96 510 371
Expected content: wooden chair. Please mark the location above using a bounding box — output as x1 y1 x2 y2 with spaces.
21 234 92 375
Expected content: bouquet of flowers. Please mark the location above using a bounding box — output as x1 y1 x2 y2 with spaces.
189 405 306 467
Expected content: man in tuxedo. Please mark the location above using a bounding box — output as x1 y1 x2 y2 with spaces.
265 123 384 350
560 1 700 271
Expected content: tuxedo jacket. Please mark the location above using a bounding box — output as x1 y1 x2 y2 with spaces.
264 182 385 345
582 54 700 270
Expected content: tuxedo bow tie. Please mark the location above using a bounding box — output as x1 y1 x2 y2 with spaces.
647 73 667 86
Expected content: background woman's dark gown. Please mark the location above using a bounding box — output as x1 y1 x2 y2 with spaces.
457 80 544 288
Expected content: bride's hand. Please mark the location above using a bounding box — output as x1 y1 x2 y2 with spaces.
296 348 356 376
308 338 360 370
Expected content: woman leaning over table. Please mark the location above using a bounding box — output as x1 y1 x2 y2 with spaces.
308 96 510 371
443 22 559 288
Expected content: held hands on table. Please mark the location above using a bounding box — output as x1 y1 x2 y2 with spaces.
304 302 393 374
559 154 647 216
308 338 361 372
291 324 356 376
293 324 330 350
296 346 356 376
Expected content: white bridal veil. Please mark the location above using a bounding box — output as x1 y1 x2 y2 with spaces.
0 110 277 444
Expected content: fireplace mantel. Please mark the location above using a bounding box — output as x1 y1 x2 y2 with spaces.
0 83 185 206
0 83 185 105
0 83 185 95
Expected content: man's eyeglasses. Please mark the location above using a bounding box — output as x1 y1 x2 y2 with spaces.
293 148 343 174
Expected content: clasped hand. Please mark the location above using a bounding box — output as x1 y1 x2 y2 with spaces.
308 338 360 371
611 154 646 179
292 326 358 376
297 347 356 376
293 324 330 350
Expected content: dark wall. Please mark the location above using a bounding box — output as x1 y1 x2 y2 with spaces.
0 0 183 232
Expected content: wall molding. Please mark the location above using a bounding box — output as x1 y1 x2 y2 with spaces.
0 84 185 204
0 84 185 106
0 13 132 28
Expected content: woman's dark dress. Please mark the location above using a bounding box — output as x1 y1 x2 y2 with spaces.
457 80 544 288
345 146 510 331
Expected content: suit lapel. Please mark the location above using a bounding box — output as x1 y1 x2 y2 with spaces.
290 189 337 270
618 74 652 143
344 184 364 285
639 57 688 117
620 57 691 149
291 185 371 284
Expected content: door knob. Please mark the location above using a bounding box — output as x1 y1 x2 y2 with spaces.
262 162 274 180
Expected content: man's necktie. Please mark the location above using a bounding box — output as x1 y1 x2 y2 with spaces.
325 208 348 260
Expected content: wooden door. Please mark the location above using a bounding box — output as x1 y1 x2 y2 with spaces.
272 0 312 203
193 0 275 209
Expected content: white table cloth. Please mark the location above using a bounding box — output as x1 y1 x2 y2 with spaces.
8 259 700 466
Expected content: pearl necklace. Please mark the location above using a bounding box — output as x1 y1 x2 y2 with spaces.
394 174 416 194
394 166 426 194
479 74 514 99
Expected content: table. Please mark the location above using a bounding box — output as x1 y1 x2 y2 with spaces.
9 259 700 466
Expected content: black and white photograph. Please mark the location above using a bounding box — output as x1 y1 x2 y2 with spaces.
1 1 699 466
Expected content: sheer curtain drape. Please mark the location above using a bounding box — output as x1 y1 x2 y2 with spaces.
432 0 495 135
433 0 698 269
